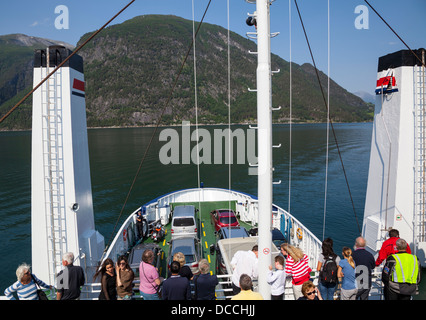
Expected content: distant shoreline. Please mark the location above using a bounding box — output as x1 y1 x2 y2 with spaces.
0 120 373 133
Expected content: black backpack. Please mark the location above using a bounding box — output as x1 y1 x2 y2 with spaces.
319 255 338 284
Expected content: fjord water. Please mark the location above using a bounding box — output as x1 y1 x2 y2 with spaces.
0 123 424 298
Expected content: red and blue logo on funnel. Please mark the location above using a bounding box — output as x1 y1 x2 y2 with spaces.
375 74 398 95
72 78 85 98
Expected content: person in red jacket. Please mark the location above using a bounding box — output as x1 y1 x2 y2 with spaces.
376 229 412 267
376 229 412 300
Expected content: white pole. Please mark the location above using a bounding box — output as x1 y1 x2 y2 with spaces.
256 0 273 300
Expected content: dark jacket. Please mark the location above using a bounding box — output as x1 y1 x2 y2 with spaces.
56 264 85 300
194 273 218 300
162 275 191 300
352 247 376 288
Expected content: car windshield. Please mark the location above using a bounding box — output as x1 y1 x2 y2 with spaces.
173 218 195 227
184 254 196 264
219 216 237 224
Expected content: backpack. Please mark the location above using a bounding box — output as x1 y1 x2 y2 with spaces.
319 255 338 284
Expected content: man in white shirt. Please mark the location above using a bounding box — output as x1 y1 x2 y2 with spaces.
230 245 258 294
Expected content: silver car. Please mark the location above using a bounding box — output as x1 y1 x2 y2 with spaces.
168 236 201 275
171 205 197 239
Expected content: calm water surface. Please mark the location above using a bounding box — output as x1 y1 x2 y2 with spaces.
1 122 424 298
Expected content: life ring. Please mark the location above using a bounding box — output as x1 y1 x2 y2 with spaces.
296 228 303 240
123 229 127 242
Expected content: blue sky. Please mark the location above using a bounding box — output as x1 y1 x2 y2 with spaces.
1 0 425 95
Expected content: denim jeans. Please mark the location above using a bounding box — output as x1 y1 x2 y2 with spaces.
317 282 337 300
140 291 160 300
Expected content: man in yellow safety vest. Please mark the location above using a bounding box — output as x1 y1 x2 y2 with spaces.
382 238 421 300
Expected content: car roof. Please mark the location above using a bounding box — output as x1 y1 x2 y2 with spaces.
217 209 235 217
220 227 249 238
129 243 160 267
171 237 196 254
271 228 285 240
173 205 196 217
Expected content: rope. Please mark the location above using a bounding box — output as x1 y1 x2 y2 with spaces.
293 0 362 235
0 0 136 125
105 0 213 250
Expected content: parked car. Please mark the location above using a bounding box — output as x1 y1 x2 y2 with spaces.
171 205 198 239
214 226 250 275
128 242 162 279
216 226 249 241
271 228 287 249
247 227 287 248
210 209 239 232
167 236 201 276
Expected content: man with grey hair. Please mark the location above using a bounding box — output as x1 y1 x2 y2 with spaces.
382 239 421 300
193 259 218 300
352 236 375 300
56 252 85 300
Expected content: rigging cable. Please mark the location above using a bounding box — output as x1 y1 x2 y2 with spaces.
105 0 213 251
192 0 201 190
227 0 233 239
293 0 362 235
288 0 293 217
322 0 331 241
363 0 424 68
0 0 136 125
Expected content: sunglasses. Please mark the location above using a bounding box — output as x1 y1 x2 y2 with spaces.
306 290 316 296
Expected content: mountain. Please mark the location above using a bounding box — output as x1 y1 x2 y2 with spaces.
0 15 372 130
0 34 74 129
353 90 375 104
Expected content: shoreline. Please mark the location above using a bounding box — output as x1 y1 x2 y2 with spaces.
0 120 373 133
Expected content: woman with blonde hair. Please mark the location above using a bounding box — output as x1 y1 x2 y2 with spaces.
281 243 311 300
338 247 357 300
173 252 193 280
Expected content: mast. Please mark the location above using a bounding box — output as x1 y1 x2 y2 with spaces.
248 0 274 299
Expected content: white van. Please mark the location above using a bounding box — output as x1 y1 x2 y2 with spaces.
171 205 197 239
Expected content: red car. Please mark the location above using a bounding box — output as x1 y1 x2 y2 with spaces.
211 209 240 232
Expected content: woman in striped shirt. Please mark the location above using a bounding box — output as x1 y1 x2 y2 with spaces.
281 244 312 300
4 263 52 300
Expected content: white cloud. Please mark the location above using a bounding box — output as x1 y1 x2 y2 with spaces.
29 18 50 27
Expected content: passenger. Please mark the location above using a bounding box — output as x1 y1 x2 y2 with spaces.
382 238 421 300
139 249 163 300
4 263 52 300
352 236 375 300
94 258 117 300
230 245 258 295
231 274 263 300
316 237 340 300
338 247 357 300
56 252 85 300
267 255 286 300
375 229 411 266
173 252 193 280
116 255 135 300
282 244 311 300
162 261 191 300
193 259 218 300
297 280 323 300
376 229 412 300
